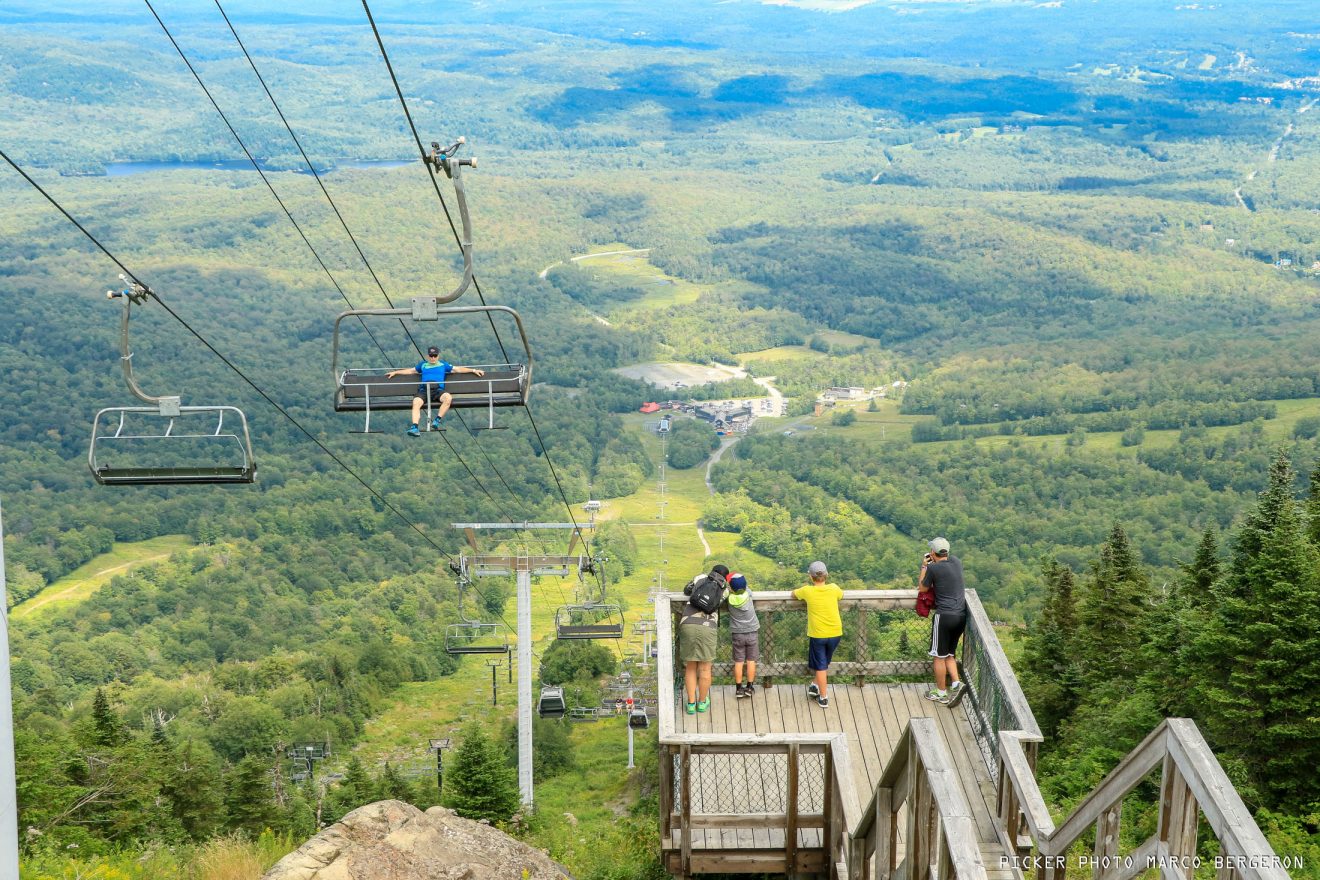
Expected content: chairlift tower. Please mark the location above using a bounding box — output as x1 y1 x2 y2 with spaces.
453 521 594 808
429 737 452 793
0 500 18 879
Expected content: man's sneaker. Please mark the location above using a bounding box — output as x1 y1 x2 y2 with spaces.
735 683 751 699
407 423 421 437
807 683 820 699
817 694 829 709
696 698 710 713
430 416 444 431
925 688 949 704
946 681 968 708
685 702 696 715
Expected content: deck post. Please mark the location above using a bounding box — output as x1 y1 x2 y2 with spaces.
787 744 800 875
660 744 673 843
876 786 895 880
1158 757 1199 880
824 743 836 861
681 744 693 877
1093 804 1121 880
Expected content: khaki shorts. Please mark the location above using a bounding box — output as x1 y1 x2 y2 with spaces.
731 631 760 663
679 622 718 663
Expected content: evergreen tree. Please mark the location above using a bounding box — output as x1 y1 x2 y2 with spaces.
443 723 519 824
90 688 124 748
160 740 225 840
378 761 415 803
1076 524 1150 689
323 754 379 823
1021 558 1081 738
1307 462 1320 548
225 755 277 837
1199 456 1320 809
1143 528 1220 718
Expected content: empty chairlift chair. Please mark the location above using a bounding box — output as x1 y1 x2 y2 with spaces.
555 561 624 640
628 710 649 730
444 578 511 656
88 282 256 486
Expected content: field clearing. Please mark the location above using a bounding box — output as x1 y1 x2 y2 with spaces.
565 243 704 313
738 344 829 366
614 361 747 387
12 534 193 620
812 328 882 348
794 397 1320 458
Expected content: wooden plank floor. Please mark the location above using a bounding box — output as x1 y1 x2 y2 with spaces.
668 681 1012 874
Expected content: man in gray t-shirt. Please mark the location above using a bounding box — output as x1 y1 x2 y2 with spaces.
726 573 760 698
919 537 969 707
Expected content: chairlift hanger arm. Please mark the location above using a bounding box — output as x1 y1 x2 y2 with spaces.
106 280 179 413
422 137 475 304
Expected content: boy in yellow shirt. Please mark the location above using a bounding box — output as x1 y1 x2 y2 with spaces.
793 560 843 709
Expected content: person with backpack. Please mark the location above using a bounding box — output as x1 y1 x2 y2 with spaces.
679 564 729 715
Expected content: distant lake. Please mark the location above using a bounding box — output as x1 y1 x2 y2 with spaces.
102 159 412 177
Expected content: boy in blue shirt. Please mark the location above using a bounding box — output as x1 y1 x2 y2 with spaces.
387 346 485 436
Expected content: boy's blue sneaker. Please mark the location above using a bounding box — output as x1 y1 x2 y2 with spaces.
430 416 443 431
685 702 696 715
407 424 421 437
696 698 710 713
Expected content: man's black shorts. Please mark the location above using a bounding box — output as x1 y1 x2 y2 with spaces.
928 611 966 659
415 384 447 403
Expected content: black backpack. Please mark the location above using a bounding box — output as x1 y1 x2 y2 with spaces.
687 572 724 614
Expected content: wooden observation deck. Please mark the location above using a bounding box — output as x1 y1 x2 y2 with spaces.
654 591 1293 880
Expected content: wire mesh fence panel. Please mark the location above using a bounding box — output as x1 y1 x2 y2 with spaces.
798 751 826 815
962 616 1023 782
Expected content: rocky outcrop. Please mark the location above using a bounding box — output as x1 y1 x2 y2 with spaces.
262 800 572 880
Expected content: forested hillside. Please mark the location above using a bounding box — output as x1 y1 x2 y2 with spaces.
3 0 1319 875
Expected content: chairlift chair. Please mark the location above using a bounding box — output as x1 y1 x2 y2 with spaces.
537 685 566 719
89 282 256 485
553 601 624 640
628 710 650 730
554 558 624 640
444 577 510 656
330 140 532 432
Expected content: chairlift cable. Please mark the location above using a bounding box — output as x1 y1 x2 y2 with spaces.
144 0 393 365
212 0 427 360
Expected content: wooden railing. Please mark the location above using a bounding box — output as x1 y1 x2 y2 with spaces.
996 720 1292 880
656 593 990 879
850 718 989 880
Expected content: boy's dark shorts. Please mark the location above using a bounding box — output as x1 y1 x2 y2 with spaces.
807 636 841 671
731 631 760 663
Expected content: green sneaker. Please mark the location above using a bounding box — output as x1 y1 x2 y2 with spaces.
696 698 710 713
685 702 696 715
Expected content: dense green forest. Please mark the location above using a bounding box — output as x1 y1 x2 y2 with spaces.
3 0 1320 875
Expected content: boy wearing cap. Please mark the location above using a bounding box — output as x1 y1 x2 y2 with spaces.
919 537 968 707
726 573 760 698
386 348 485 436
793 561 843 709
